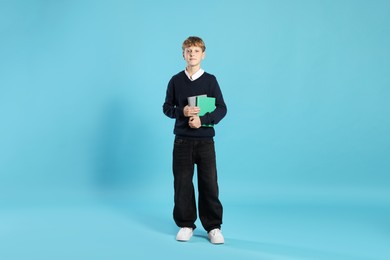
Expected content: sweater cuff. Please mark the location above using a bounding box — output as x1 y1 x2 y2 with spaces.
199 114 211 126
176 106 185 118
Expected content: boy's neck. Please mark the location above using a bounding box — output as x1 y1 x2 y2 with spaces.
186 65 201 77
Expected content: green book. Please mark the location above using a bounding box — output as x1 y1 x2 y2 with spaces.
196 96 216 127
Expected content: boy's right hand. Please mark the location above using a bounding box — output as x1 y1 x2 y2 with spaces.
183 105 200 117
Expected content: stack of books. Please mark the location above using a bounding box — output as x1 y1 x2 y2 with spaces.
187 95 216 127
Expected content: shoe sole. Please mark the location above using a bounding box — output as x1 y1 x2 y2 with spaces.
176 233 193 242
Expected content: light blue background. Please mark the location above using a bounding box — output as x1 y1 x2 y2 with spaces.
1 1 389 259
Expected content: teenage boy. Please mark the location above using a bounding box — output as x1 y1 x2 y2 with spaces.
163 36 227 244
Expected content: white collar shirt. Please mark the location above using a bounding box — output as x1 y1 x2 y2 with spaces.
185 68 204 81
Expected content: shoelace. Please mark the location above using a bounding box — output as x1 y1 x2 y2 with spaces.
210 229 221 236
183 228 192 233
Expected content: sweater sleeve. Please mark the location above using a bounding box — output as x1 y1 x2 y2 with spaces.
163 77 184 119
199 76 227 126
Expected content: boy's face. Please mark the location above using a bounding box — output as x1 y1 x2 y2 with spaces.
183 45 205 68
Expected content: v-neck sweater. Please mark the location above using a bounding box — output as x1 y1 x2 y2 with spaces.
163 71 227 138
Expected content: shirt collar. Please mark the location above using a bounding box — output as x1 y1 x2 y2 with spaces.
185 68 204 81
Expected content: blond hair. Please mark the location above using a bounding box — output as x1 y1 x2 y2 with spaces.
182 36 206 52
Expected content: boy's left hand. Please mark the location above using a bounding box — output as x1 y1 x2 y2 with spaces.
189 116 201 129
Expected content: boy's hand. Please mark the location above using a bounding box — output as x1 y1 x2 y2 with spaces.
189 116 201 129
184 105 200 117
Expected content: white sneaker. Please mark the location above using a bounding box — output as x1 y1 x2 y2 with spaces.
176 227 193 241
208 228 224 244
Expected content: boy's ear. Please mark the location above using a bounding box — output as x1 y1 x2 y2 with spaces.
202 51 206 59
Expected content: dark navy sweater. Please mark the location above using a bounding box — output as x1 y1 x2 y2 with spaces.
163 71 227 138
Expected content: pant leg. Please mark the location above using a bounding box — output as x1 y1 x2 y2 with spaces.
172 138 197 229
195 139 223 232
